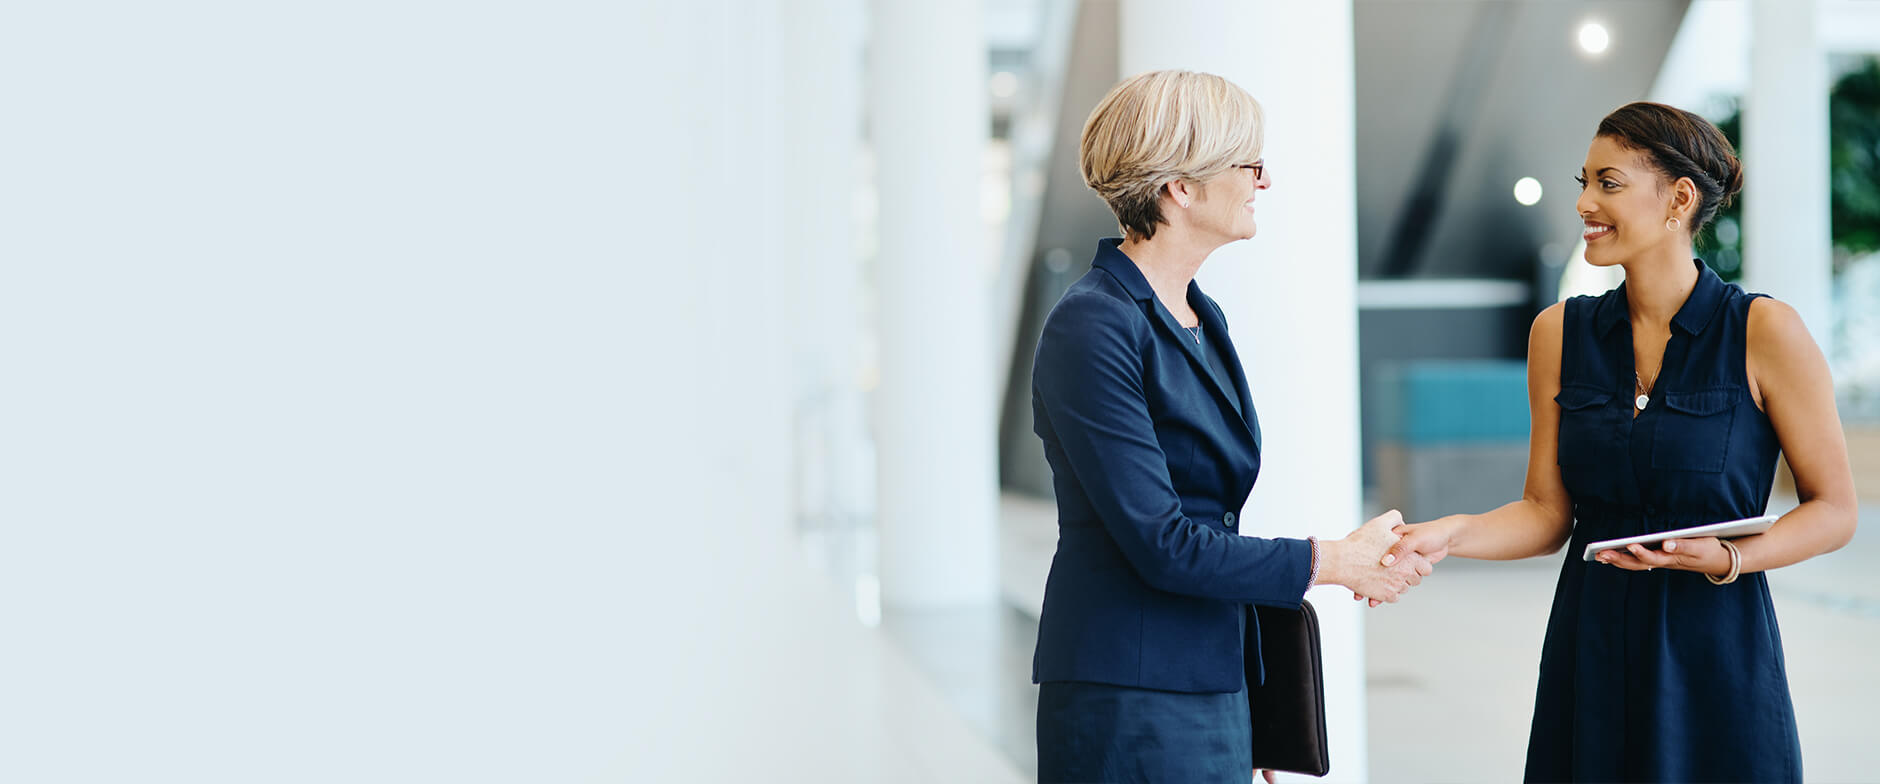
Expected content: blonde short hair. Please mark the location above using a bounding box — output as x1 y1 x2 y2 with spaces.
1079 70 1265 240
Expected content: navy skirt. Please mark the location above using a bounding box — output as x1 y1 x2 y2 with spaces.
1036 680 1250 783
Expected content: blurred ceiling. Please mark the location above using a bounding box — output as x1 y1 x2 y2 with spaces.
1354 0 1689 279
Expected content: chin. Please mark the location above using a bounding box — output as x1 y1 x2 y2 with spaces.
1581 246 1621 268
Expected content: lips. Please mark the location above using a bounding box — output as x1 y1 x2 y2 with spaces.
1583 222 1614 241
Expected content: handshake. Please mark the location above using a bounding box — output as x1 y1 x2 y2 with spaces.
1314 510 1447 606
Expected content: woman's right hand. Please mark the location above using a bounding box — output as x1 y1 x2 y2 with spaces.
1315 510 1431 603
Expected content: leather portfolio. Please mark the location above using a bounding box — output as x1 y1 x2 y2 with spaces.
1246 599 1330 777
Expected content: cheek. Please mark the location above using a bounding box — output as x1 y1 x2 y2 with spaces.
1619 192 1662 224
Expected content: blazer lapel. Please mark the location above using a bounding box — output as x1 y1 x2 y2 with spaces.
1187 285 1260 454
1090 240 1258 451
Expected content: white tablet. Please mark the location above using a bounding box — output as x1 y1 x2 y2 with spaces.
1582 515 1779 562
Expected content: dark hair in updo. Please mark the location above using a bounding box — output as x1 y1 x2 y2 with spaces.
1595 101 1745 235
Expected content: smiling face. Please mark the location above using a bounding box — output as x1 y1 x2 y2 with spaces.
1080 70 1266 242
1575 135 1694 267
1187 160 1271 243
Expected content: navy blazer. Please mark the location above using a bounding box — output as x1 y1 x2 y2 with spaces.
1030 239 1312 694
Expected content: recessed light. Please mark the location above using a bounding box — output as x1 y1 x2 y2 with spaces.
1578 22 1610 55
1514 177 1544 206
989 71 1019 99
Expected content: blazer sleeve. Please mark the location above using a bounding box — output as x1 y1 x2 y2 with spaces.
1034 292 1311 606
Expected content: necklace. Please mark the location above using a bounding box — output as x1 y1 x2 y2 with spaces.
1184 323 1202 344
1635 370 1655 410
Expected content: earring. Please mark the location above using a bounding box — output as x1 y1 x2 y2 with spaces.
1665 217 1682 231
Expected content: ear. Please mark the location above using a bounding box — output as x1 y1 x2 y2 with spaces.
1670 176 1700 221
1165 178 1196 209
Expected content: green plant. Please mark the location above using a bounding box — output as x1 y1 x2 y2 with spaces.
1699 56 1880 281
1697 107 1743 281
1829 57 1880 258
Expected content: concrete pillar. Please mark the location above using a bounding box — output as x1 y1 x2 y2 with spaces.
695 0 794 534
1120 2 1369 780
1744 0 1833 359
782 0 871 533
870 1 998 606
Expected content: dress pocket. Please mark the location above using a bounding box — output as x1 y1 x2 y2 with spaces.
1554 385 1618 466
1651 388 1740 472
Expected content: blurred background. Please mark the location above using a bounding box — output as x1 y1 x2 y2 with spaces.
5 1 1878 782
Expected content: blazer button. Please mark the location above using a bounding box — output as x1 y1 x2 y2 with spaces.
1223 512 1236 528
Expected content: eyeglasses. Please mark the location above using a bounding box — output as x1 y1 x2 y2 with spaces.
1234 160 1265 180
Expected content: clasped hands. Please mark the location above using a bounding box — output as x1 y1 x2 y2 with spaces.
1315 510 1443 605
1318 516 1739 606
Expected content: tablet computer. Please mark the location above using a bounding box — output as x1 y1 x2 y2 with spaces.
1582 515 1779 562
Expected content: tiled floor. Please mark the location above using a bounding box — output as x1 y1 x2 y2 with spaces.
882 604 1043 776
1362 495 1880 783
797 512 1046 779
837 493 1880 782
633 524 1026 784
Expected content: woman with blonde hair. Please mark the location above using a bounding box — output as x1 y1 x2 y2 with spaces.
1029 69 1429 782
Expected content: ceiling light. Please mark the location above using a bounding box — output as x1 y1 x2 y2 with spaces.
989 71 1019 99
1514 177 1544 206
1578 22 1610 55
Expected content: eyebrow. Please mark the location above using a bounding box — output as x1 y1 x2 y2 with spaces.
1579 167 1625 178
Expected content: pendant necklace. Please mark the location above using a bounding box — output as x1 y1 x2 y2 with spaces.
1184 323 1202 344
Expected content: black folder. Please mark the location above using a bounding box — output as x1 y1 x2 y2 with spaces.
1246 600 1330 777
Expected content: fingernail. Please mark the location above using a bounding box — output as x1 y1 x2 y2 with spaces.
1665 541 1677 552
1382 554 1396 566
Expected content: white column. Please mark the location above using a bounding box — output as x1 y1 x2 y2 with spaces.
1121 2 1369 781
870 1 998 607
1818 0 1880 53
782 0 870 532
1744 0 1833 359
697 0 794 535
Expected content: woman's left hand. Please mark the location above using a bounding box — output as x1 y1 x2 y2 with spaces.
1595 537 1730 576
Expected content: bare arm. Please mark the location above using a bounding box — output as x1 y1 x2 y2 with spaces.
1604 298 1857 576
1390 303 1578 562
1741 297 1860 568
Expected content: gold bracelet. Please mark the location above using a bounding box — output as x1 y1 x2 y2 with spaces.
1707 539 1743 585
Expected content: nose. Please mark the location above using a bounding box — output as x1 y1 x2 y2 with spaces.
1575 188 1595 219
1258 169 1272 190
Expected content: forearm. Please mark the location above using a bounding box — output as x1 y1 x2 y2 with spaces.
1734 497 1858 574
1436 498 1573 561
1126 525 1313 604
1311 536 1362 587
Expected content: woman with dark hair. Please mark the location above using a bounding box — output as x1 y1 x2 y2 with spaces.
1388 102 1858 782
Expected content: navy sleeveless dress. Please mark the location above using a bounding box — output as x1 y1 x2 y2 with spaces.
1527 260 1802 783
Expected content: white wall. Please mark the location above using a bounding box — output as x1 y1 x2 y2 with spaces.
0 2 794 780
